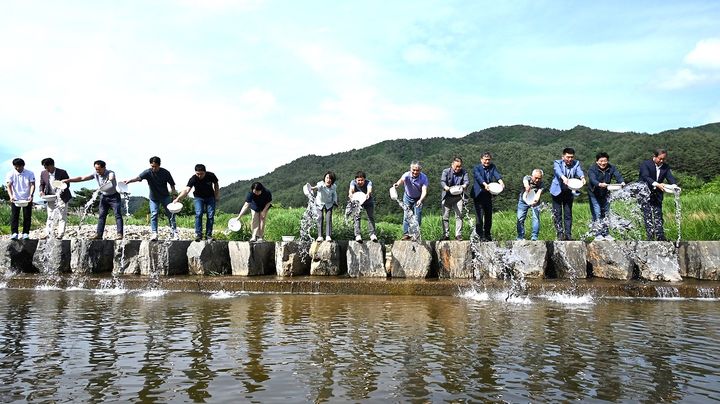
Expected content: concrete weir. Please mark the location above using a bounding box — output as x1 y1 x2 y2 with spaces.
2 239 720 296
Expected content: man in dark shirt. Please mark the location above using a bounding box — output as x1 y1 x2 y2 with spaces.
174 164 220 242
124 156 177 240
638 149 677 241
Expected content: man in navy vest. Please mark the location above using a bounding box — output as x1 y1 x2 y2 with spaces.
639 148 677 241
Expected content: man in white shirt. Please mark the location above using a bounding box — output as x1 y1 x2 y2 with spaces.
5 158 36 240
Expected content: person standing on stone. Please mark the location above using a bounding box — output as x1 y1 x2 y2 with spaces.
311 171 338 242
516 169 544 241
173 164 220 242
471 152 504 241
587 152 625 240
440 157 469 241
639 148 677 241
549 147 585 241
394 161 428 241
123 156 178 241
235 182 272 242
39 158 71 239
348 171 378 242
5 158 35 240
64 160 124 240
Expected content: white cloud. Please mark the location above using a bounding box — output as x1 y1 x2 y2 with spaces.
684 38 720 69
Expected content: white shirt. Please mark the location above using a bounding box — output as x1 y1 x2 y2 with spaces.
6 169 35 200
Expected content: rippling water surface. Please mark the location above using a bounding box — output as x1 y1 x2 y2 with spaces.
0 289 718 402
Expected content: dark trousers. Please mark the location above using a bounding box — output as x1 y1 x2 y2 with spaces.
473 193 493 240
552 189 574 240
10 204 32 234
97 193 124 236
642 200 666 241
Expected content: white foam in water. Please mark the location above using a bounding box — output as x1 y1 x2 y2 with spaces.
35 284 63 291
460 289 490 301
209 290 245 299
542 292 595 305
0 282 6 289
138 289 167 298
66 286 86 291
499 292 533 304
94 287 127 296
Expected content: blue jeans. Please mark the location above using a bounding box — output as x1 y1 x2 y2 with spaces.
588 192 610 236
98 193 124 236
402 193 423 235
516 199 540 240
194 197 216 237
150 195 177 232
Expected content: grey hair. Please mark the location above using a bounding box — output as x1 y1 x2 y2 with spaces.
532 168 544 176
410 160 422 170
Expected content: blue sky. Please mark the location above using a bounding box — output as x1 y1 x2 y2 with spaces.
2 0 719 198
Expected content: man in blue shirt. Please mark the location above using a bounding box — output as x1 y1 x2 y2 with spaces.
394 161 428 241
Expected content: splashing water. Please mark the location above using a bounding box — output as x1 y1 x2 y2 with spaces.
344 200 363 226
298 192 319 263
395 198 421 240
78 188 102 233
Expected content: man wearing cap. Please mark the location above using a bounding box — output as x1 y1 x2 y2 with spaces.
39 158 71 239
123 156 178 240
516 169 544 241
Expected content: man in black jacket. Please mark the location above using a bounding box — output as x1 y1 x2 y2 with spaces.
638 149 677 241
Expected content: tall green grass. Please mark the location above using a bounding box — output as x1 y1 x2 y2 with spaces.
2 193 718 241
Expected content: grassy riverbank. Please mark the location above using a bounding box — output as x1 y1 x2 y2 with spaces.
1 192 718 241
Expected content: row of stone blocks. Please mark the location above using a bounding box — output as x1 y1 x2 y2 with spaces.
1 239 719 281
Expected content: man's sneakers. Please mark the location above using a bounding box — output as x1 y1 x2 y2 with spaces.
91 234 103 240
10 233 18 240
325 236 332 242
370 234 378 242
355 235 363 243
150 232 158 241
316 236 323 242
22 233 29 240
195 235 203 242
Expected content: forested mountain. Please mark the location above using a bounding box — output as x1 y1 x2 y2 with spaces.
219 123 720 215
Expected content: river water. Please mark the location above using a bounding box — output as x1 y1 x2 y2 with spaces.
0 288 718 402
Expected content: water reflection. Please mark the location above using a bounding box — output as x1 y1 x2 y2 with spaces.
0 290 718 402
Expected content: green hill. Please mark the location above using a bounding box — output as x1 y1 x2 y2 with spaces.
219 123 720 215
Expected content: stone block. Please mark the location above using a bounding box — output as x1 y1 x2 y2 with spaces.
635 241 682 282
587 241 636 280
508 240 548 278
549 241 588 279
0 240 39 274
275 241 310 277
310 241 344 276
187 240 230 275
113 240 142 275
435 241 473 279
229 241 275 276
679 241 720 280
347 241 386 278
139 240 191 276
70 239 115 274
32 239 71 275
389 241 433 278
470 241 507 279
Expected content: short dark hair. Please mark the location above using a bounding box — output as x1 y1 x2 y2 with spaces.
355 171 366 179
41 158 55 166
149 156 161 165
596 152 609 161
194 164 206 172
562 147 575 155
452 156 463 164
481 152 492 159
12 158 25 166
324 171 336 185
94 160 106 168
654 148 668 157
250 182 265 192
